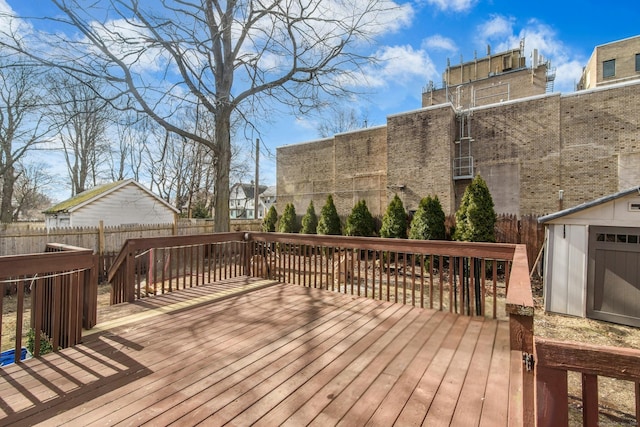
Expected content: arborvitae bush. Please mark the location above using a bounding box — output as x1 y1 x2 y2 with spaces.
317 194 342 235
409 195 446 240
344 200 376 236
262 205 278 232
380 194 408 239
191 201 211 219
278 203 298 233
300 201 318 234
453 174 497 242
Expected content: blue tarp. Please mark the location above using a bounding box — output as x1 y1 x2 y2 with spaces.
0 348 30 366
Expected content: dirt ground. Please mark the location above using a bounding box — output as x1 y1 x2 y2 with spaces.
2 277 640 424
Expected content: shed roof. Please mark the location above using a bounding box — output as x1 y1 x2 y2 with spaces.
44 179 179 214
538 186 640 223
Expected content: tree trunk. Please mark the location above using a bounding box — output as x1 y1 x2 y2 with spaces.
214 110 231 232
0 165 16 223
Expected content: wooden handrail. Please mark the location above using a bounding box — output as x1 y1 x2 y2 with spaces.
536 337 640 427
248 232 518 260
0 250 95 275
107 232 246 283
536 337 640 382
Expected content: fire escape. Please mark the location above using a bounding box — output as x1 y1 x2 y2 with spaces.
453 109 474 180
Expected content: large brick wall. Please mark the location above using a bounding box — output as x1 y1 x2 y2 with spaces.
276 138 335 212
334 126 388 216
472 94 562 215
277 81 640 218
276 126 388 218
559 83 640 206
386 105 456 214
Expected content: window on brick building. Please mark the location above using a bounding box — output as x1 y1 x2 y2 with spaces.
636 54 640 72
603 59 615 78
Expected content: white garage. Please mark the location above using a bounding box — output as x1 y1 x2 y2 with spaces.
539 187 640 327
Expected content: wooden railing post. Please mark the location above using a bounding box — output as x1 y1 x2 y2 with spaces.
506 244 535 427
243 233 252 276
83 253 98 329
125 246 136 303
535 365 568 427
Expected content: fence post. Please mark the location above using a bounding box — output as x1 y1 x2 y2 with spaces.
98 220 105 259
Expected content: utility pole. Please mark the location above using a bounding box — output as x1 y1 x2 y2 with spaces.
254 138 260 220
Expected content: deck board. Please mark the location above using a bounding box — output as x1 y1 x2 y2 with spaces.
0 277 520 426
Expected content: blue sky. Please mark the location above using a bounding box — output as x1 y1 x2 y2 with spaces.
3 0 639 196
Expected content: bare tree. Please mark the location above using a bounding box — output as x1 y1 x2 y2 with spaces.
1 0 406 230
47 74 114 195
0 60 51 222
317 107 369 138
11 161 55 221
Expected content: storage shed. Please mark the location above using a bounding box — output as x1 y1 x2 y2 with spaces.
44 180 179 228
539 186 640 327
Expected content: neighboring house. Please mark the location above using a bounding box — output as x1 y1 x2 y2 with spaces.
44 179 179 228
577 35 640 90
539 186 640 327
229 183 268 219
259 185 277 217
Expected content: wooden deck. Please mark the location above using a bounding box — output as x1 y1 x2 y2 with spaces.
0 277 522 426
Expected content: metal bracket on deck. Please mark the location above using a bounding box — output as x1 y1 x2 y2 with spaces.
522 352 535 371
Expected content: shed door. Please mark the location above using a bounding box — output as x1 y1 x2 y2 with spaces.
587 226 640 327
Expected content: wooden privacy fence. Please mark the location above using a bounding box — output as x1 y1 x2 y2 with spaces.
0 244 97 364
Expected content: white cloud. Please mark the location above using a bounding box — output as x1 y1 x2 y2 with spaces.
422 35 457 52
0 0 34 47
88 18 169 74
422 0 477 13
478 14 515 40
363 45 437 88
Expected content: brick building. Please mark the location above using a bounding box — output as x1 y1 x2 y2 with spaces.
277 36 640 218
577 35 640 90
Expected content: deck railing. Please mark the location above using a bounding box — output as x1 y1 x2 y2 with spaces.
535 338 640 427
0 244 97 363
108 232 247 304
246 233 521 319
107 232 535 423
108 232 523 319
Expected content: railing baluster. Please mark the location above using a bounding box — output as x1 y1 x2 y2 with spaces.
394 251 399 303
582 373 599 427
493 259 498 319
469 257 475 316
363 249 368 298
357 249 361 297
481 258 486 317
15 280 24 363
635 382 640 424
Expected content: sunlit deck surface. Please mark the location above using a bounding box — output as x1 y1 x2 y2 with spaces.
0 277 522 426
